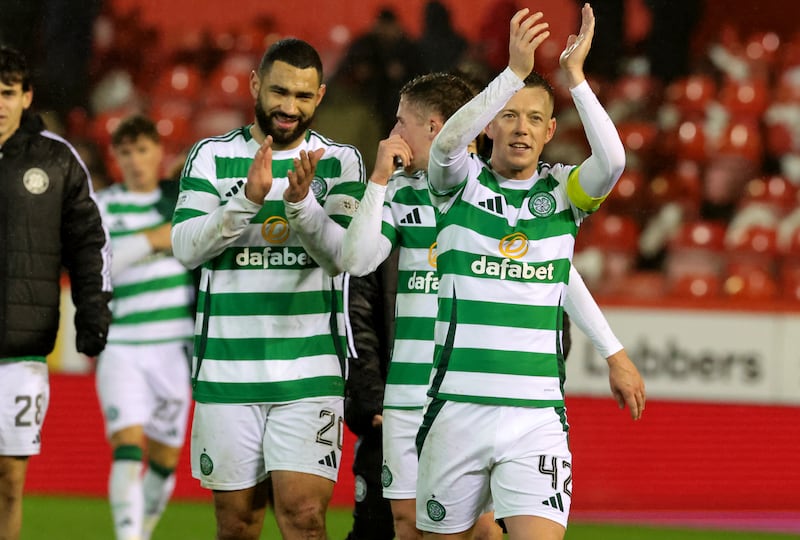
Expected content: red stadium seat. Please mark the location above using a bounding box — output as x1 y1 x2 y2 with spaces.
152 63 204 103
739 175 797 215
665 221 727 281
715 120 763 164
719 78 770 119
673 119 709 162
646 162 702 212
723 265 778 300
726 225 779 275
604 169 646 215
617 121 659 158
670 273 721 299
204 65 254 110
665 75 717 116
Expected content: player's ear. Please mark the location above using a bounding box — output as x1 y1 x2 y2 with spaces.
544 117 557 144
316 83 326 106
249 70 260 99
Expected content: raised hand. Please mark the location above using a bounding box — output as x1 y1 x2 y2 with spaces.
508 8 551 81
370 134 413 186
284 147 326 203
245 135 274 204
560 2 595 87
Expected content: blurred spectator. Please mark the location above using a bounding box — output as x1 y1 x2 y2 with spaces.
643 0 705 83
416 1 468 73
0 0 101 121
342 7 424 134
314 41 384 172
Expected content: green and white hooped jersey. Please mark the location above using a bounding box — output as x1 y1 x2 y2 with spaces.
429 157 586 408
381 171 439 410
174 127 365 404
98 185 195 345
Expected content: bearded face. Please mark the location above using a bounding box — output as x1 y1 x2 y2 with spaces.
252 60 324 149
254 97 315 147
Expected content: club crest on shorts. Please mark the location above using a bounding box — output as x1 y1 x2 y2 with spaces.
426 499 446 522
23 167 49 194
105 406 119 421
199 452 214 475
381 464 393 488
354 474 367 502
310 176 327 200
528 191 556 218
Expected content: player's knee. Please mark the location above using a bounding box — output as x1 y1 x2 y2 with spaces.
215 509 262 540
274 499 326 537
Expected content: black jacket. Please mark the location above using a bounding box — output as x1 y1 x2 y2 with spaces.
345 250 399 436
0 112 112 358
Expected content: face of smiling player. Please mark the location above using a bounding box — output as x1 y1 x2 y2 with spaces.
251 60 325 150
485 86 556 180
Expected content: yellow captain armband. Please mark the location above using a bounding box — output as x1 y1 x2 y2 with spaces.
566 166 608 213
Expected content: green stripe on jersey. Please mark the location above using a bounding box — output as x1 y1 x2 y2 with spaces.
113 306 193 326
113 274 194 299
446 349 560 377
386 362 432 385
437 297 560 328
193 376 344 403
180 176 218 196
202 334 337 361
207 290 331 317
393 316 435 341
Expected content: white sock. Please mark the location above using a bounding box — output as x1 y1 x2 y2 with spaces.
109 459 144 540
142 465 176 540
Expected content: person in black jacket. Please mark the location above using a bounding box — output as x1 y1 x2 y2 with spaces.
344 251 399 540
0 45 112 540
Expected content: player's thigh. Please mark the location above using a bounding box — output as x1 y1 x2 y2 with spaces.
416 401 494 535
491 406 572 529
263 397 343 483
381 408 423 500
96 345 149 437
143 341 191 448
0 362 49 456
191 403 269 490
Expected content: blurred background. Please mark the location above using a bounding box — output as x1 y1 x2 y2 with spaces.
2 0 799 536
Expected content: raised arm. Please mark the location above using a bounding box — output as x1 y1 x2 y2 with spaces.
428 9 550 195
561 3 626 207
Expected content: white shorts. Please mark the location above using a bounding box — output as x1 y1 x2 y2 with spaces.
191 397 344 490
381 408 424 499
0 361 49 456
96 342 192 447
416 401 572 533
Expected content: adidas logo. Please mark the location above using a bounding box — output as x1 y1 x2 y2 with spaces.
541 492 565 512
224 179 245 198
478 195 503 215
400 208 422 225
318 451 338 468
31 431 40 445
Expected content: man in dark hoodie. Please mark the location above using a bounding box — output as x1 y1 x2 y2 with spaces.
0 45 112 540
